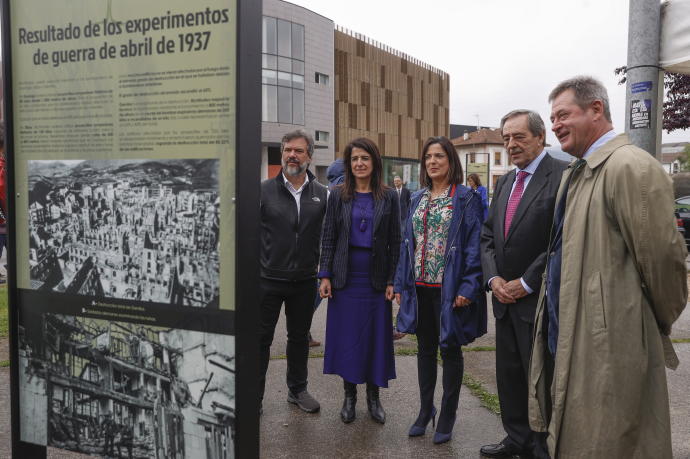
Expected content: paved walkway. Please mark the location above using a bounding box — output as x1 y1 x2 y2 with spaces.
261 356 503 458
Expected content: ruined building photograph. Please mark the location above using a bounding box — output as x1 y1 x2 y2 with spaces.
28 159 221 307
19 313 235 459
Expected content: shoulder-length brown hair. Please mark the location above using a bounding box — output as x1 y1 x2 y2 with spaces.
419 136 463 189
340 137 387 201
467 173 482 187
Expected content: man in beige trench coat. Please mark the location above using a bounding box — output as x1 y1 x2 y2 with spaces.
529 75 688 458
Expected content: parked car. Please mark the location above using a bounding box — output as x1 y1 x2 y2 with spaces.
676 211 686 241
675 196 690 210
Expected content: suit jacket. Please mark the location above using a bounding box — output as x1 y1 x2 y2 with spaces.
480 153 567 322
476 185 489 221
396 186 411 224
318 187 400 290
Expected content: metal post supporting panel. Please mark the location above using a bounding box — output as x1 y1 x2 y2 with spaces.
625 0 664 157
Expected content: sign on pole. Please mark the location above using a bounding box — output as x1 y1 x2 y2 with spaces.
3 0 261 457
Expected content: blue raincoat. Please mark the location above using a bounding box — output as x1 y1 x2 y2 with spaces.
394 184 487 348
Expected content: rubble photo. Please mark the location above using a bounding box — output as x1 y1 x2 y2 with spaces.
19 313 235 459
28 159 220 308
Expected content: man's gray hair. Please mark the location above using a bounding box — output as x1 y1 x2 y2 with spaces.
548 75 612 122
500 109 546 146
281 129 314 157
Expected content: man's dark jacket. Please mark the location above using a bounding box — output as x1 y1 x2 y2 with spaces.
480 153 568 322
260 170 327 282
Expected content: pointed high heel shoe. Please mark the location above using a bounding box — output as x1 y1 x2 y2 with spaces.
408 406 437 437
432 430 452 445
432 415 456 445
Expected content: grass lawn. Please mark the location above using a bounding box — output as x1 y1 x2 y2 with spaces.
0 284 7 338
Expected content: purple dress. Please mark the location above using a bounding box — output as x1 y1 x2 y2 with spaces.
323 192 396 387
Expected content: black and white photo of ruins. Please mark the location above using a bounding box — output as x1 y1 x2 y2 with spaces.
27 159 220 307
19 313 235 458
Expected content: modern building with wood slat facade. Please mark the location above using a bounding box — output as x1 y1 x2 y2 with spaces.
334 27 449 160
334 27 449 189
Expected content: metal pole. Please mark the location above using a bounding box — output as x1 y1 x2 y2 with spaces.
625 0 664 158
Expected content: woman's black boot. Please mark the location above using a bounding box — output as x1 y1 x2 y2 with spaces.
341 381 357 423
366 383 386 424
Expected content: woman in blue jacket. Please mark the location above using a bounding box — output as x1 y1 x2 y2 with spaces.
394 136 486 444
467 173 489 221
319 138 401 424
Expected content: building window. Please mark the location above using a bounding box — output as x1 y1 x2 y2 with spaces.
493 174 501 188
277 19 291 57
262 16 305 124
291 23 304 60
494 151 502 166
315 131 329 142
262 17 277 54
315 72 329 85
469 152 476 163
277 86 292 123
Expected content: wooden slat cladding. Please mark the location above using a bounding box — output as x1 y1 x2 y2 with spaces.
356 39 366 58
348 103 358 129
334 30 449 158
407 76 413 118
361 82 370 107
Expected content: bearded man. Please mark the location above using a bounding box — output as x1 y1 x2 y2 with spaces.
259 129 328 414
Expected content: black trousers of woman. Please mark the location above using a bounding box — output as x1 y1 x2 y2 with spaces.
415 286 464 434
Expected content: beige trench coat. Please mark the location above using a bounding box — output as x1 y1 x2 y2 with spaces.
528 134 687 458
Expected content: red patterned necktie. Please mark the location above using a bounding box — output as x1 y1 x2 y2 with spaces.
504 170 529 238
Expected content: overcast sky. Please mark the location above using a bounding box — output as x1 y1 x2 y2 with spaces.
290 0 689 146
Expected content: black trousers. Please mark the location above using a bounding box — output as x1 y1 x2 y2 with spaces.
415 287 463 432
259 278 316 399
495 306 537 451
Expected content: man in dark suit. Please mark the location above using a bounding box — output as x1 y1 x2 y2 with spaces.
393 175 411 224
479 110 567 458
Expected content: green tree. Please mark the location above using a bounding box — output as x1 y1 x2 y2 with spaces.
678 144 690 172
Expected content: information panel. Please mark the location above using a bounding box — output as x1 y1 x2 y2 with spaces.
6 0 246 456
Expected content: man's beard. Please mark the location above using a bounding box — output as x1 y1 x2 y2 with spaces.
282 160 308 177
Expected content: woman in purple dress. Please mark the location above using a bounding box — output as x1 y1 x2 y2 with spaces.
318 138 401 424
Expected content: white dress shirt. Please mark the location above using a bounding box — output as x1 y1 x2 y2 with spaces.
283 172 309 216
